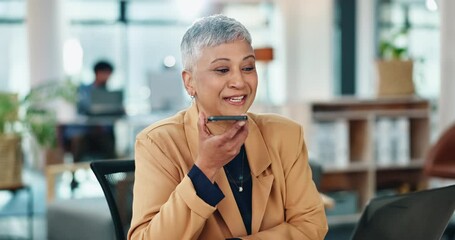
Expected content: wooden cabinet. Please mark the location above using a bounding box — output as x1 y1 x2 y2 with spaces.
310 97 430 222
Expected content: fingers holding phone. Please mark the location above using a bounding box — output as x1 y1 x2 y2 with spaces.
195 113 249 181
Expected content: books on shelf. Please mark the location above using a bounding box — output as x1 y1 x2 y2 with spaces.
374 117 410 165
375 117 394 165
313 119 349 167
312 116 410 168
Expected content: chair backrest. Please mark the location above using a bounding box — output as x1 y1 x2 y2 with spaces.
351 184 455 240
424 123 455 179
90 159 135 240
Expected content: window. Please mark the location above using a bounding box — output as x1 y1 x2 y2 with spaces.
377 0 440 99
67 0 277 114
0 0 28 95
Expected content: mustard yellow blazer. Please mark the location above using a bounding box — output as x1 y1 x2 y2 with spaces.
128 103 328 239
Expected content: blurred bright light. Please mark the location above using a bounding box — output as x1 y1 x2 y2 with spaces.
175 0 206 22
63 38 83 75
139 86 151 100
426 0 438 12
163 55 176 68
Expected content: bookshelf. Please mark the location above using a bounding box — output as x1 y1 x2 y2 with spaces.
310 97 430 216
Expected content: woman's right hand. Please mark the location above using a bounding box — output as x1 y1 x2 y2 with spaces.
195 112 249 182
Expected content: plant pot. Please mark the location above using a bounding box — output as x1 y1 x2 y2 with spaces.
0 134 22 188
376 60 415 97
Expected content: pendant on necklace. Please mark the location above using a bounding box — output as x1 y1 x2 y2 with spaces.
239 186 243 192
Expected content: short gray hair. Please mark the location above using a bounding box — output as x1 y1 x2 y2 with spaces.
180 14 252 71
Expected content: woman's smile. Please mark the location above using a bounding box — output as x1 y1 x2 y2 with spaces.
224 95 246 105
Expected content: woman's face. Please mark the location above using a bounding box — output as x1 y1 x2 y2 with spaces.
183 39 258 117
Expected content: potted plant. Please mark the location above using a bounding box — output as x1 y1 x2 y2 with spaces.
0 93 19 134
0 79 77 175
376 28 415 97
0 93 22 187
21 80 78 167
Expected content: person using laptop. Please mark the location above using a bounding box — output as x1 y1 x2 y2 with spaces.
63 60 119 164
77 60 116 115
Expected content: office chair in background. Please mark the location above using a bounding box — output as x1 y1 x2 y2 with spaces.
90 159 135 240
424 122 455 239
424 122 455 179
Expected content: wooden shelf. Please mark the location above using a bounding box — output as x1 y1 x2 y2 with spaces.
324 162 372 173
311 97 430 221
313 109 428 121
375 159 424 170
311 96 429 112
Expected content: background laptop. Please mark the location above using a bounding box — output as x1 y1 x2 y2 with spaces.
351 184 455 240
87 89 125 116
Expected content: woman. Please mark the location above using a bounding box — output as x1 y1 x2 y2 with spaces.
128 15 328 239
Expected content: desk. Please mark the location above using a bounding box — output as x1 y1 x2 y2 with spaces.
58 116 123 163
58 112 175 162
46 162 91 202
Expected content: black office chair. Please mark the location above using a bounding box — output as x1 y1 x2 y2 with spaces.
351 184 455 240
90 159 135 240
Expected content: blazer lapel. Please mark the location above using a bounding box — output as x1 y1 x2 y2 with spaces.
245 117 274 234
184 103 199 162
215 170 248 236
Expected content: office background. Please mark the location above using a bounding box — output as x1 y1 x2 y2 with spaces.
1 0 453 134
1 0 455 239
0 0 445 103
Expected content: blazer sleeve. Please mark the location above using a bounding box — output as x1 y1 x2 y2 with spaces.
244 126 328 239
128 137 216 240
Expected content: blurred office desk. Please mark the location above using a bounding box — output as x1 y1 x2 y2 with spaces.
117 111 177 156
46 162 91 202
58 111 178 161
58 115 125 130
58 115 125 163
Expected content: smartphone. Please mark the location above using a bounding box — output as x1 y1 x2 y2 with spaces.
207 115 248 122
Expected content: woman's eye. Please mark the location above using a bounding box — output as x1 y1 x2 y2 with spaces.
216 68 229 73
243 66 255 72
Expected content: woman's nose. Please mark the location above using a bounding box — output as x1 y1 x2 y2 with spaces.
228 71 246 88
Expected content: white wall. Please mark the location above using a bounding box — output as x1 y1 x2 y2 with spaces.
27 0 66 86
277 0 335 103
438 0 455 134
356 0 376 97
266 0 335 144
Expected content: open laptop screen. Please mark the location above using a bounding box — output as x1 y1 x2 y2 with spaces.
85 88 125 116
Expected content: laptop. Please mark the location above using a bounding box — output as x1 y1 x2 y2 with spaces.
351 184 455 240
86 88 125 116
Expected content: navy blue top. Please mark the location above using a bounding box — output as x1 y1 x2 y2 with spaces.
188 145 252 235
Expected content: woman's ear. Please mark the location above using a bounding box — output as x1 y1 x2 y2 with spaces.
182 70 195 96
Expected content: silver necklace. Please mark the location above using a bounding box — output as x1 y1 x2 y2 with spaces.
224 149 245 192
